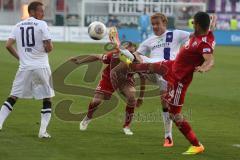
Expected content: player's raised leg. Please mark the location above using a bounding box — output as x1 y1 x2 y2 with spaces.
39 98 52 138
80 93 104 131
0 96 17 130
109 27 120 47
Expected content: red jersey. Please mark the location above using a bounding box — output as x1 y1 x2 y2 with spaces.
102 49 120 80
172 31 215 82
95 49 134 99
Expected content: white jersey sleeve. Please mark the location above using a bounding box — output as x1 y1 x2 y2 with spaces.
137 38 151 55
9 25 17 40
174 29 190 45
41 21 51 40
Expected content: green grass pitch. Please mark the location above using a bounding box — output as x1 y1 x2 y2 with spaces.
0 41 240 160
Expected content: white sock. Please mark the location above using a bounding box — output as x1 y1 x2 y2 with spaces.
162 111 172 139
0 102 13 128
39 109 51 134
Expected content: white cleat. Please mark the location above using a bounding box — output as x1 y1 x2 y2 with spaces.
38 132 51 138
80 116 91 131
123 127 133 135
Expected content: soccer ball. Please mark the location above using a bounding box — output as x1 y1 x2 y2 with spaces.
88 21 107 40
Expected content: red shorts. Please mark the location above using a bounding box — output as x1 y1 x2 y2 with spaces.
95 76 134 100
162 61 192 114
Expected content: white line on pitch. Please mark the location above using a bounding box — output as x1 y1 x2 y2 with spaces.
232 144 240 148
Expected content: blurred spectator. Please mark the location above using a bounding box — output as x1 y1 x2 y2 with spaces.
107 15 120 27
139 9 150 41
3 0 13 11
217 20 230 30
238 19 240 29
230 15 238 30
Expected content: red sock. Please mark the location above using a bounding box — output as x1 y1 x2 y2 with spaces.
123 106 135 128
87 102 98 119
175 120 200 146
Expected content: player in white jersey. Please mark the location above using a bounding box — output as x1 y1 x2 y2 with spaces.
133 13 190 147
0 1 54 138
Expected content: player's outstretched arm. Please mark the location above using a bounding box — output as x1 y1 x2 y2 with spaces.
70 54 103 65
43 39 53 53
5 38 19 60
195 54 214 73
209 14 217 31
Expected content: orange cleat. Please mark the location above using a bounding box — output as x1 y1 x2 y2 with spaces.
108 27 120 47
163 137 174 147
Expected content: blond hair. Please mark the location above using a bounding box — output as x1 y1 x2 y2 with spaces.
151 13 168 25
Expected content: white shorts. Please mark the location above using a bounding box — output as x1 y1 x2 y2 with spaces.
140 55 167 92
10 68 55 100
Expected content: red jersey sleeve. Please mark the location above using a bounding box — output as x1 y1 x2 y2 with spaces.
198 42 213 55
102 49 119 64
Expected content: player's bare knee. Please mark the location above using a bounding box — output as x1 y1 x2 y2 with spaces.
127 96 136 107
91 98 102 106
171 113 184 123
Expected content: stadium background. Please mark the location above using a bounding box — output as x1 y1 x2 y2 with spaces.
0 0 240 160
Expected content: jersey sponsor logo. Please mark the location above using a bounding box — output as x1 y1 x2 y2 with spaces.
192 41 198 47
203 48 211 53
152 42 170 50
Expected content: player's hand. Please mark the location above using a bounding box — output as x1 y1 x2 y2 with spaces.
195 66 204 73
136 98 143 108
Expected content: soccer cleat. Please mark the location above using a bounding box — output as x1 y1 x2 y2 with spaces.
163 136 174 147
182 143 205 155
119 53 132 66
123 127 133 135
109 27 120 47
80 116 91 131
38 132 51 138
